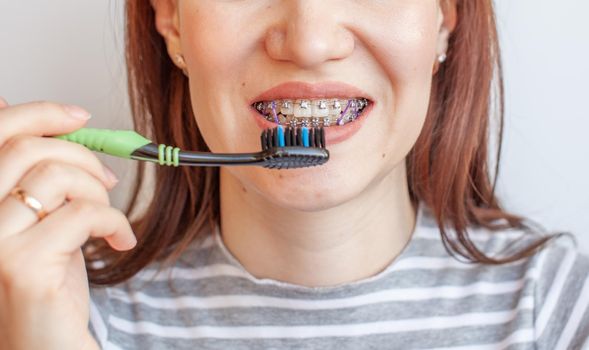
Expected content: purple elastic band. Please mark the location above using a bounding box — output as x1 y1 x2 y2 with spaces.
336 99 353 125
271 101 279 124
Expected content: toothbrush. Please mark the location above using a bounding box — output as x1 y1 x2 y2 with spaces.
54 126 329 169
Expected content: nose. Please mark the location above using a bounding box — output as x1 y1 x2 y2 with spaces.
264 0 355 69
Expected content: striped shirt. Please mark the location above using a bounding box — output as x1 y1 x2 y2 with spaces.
88 203 589 349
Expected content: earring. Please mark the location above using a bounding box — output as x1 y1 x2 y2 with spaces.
437 53 447 63
174 53 188 76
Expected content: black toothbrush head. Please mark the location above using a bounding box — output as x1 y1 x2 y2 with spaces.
259 126 329 169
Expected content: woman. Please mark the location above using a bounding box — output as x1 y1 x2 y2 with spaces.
0 0 587 349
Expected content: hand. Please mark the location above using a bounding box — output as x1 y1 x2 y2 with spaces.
0 97 137 350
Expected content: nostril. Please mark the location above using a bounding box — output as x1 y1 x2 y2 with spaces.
264 17 355 69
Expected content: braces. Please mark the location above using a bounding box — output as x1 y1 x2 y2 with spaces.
254 98 369 127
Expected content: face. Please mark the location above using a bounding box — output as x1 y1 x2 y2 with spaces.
157 0 452 211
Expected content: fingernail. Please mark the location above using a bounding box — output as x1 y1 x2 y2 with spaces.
102 164 119 186
63 104 92 120
127 234 138 249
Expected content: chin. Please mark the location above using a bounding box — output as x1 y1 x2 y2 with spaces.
245 164 373 212
262 182 363 212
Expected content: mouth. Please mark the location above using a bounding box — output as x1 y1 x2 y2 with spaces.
249 82 375 145
251 98 371 128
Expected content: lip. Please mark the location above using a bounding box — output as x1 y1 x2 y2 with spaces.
249 81 375 146
249 81 374 103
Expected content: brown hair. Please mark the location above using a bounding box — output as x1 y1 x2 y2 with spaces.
85 0 564 286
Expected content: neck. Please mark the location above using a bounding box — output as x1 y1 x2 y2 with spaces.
219 163 417 287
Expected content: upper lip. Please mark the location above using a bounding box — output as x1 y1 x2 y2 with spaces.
250 81 374 104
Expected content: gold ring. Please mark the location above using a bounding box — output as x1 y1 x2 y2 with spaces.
9 186 48 220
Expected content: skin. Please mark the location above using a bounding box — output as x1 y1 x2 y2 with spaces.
0 97 134 348
153 0 457 287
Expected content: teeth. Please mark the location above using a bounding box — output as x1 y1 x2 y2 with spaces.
311 100 329 117
329 100 342 116
254 102 265 113
294 100 312 118
280 101 293 115
255 98 369 127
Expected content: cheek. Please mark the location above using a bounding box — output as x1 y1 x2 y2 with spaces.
178 5 257 152
179 5 245 78
369 7 438 147
376 4 439 80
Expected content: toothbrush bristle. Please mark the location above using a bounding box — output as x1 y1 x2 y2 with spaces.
260 126 326 151
259 126 329 169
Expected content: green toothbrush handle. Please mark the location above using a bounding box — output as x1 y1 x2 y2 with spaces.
54 128 152 159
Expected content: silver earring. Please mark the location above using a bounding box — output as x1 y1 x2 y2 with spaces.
174 53 188 76
175 53 186 66
437 53 447 63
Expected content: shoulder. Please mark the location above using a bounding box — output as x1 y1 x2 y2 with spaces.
528 240 589 349
470 223 589 349
463 220 588 291
464 223 589 348
418 205 589 347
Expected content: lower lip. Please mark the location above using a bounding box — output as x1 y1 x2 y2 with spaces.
249 103 374 146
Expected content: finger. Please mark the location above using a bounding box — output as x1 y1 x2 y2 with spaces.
0 100 91 148
22 199 136 255
0 135 117 201
0 96 9 109
0 160 111 240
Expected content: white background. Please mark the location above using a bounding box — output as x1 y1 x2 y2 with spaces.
1 1 587 253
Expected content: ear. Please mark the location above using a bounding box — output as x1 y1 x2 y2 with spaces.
151 0 182 62
434 0 457 73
